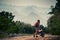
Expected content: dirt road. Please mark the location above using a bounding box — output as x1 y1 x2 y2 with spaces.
0 35 60 40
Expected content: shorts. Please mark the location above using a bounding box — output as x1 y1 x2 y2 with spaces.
35 27 39 33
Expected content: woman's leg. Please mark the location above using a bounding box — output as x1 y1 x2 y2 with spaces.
33 28 38 37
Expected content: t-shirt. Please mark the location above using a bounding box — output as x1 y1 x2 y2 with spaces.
34 22 40 27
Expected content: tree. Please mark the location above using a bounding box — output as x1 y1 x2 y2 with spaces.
0 11 15 33
48 0 60 35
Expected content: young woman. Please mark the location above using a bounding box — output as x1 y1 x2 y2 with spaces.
33 20 40 37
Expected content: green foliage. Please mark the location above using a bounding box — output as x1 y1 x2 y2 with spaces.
44 27 49 34
23 26 35 34
0 11 15 33
49 0 60 15
47 15 60 35
48 0 60 35
15 21 35 34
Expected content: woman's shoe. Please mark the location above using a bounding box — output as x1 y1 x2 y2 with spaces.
33 35 35 37
36 35 38 37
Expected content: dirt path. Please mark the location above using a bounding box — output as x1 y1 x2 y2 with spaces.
0 36 44 40
0 35 60 40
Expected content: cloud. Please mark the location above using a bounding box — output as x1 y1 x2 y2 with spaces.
0 0 56 7
0 0 56 26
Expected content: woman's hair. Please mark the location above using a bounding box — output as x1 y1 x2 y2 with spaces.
37 20 40 23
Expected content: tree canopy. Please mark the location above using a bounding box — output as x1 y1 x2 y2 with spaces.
47 0 60 35
0 11 15 32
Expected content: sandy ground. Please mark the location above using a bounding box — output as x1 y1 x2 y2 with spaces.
0 35 44 40
0 35 60 40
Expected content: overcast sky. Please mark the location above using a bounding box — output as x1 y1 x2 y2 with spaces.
0 0 56 26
